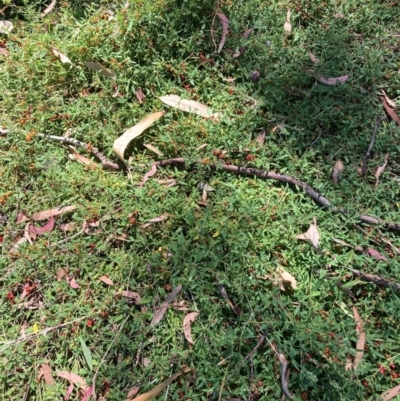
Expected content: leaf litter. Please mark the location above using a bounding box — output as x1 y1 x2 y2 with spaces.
84 62 116 78
217 13 229 53
42 0 57 16
51 47 73 65
151 285 182 325
317 75 349 85
140 164 157 188
345 304 365 372
284 10 292 33
183 312 199 344
38 363 55 386
381 95 400 125
57 371 89 392
296 216 320 249
142 214 168 228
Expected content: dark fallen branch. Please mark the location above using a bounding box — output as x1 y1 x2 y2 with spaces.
37 135 400 233
348 268 400 291
361 116 386 176
37 133 121 170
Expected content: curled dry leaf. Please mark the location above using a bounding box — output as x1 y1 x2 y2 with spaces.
64 383 74 401
29 217 55 236
183 312 199 344
375 153 389 190
66 276 80 289
142 214 168 228
140 164 157 188
277 268 297 291
382 90 396 108
57 371 88 392
99 275 113 286
51 47 73 65
381 96 400 125
345 305 365 371
125 386 141 401
332 159 344 184
309 52 320 64
0 21 13 34
158 95 220 120
135 88 146 104
277 352 294 399
296 217 320 248
67 146 93 165
284 10 292 33
317 75 349 85
143 143 163 157
131 367 191 401
32 205 77 221
39 363 55 386
42 0 57 16
217 13 229 53
16 212 29 224
113 111 165 160
84 62 115 78
151 285 182 325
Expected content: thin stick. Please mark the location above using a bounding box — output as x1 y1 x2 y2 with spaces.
361 116 386 176
347 268 400 291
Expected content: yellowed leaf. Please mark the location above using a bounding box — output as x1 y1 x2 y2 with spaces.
132 367 190 401
113 111 165 160
183 312 199 344
158 95 220 120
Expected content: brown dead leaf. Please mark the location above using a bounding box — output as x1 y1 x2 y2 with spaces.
151 285 182 325
172 301 191 311
158 95 220 120
121 291 142 303
66 276 80 289
39 363 55 386
113 111 165 160
59 222 75 232
332 160 344 184
99 275 113 286
32 205 77 221
382 90 397 108
183 312 199 344
16 212 29 224
143 143 163 157
217 13 229 53
140 164 157 188
125 386 141 401
131 367 190 401
242 28 253 39
334 12 345 19
142 214 168 228
56 268 67 281
135 89 146 104
367 247 387 261
51 47 73 65
380 385 400 401
277 268 297 291
9 237 28 254
284 10 292 33
29 217 55 236
42 0 56 15
381 96 400 125
67 146 93 166
345 305 365 371
57 371 88 392
375 153 389 189
317 75 349 85
82 220 103 235
296 217 320 248
256 128 266 147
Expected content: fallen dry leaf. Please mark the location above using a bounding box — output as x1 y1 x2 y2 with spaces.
42 0 56 15
132 367 190 401
32 206 77 221
309 52 320 64
367 247 387 261
158 95 220 120
39 363 55 386
29 217 55 236
16 212 29 224
151 285 182 325
57 371 88 392
113 111 165 160
99 275 113 286
334 12 345 19
51 47 73 65
142 214 168 228
196 143 208 150
9 237 28 254
142 358 151 367
125 386 141 401
217 13 229 53
135 88 146 104
0 21 13 34
345 305 365 371
81 385 94 401
66 276 80 289
380 385 400 401
317 75 349 85
277 268 297 291
67 145 93 165
332 160 344 184
140 164 157 188
381 96 400 125
296 217 320 248
25 222 35 244
183 312 199 344
284 10 292 33
84 62 115 78
143 143 163 157
382 90 397 108
375 153 389 189
155 179 177 188
59 222 75 232
56 268 67 281
64 383 74 401
242 28 253 39
83 220 103 235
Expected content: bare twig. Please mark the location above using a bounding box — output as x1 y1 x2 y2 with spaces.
361 116 386 176
217 285 240 315
347 268 400 291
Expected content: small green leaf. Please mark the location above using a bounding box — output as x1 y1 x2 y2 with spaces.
79 337 93 371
